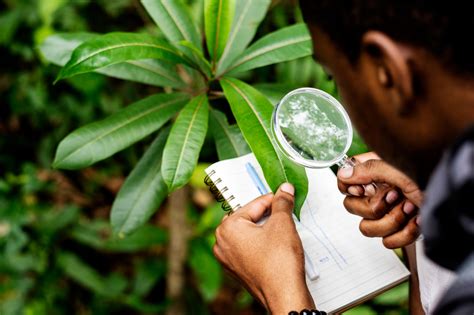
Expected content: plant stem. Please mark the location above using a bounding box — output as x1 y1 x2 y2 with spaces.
165 186 190 315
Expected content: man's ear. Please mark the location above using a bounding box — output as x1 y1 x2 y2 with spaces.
361 31 415 116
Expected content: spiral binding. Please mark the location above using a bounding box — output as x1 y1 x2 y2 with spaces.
204 170 241 213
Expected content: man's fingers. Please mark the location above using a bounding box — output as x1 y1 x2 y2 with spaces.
270 183 295 218
236 193 273 223
382 217 420 249
342 185 397 219
359 201 418 237
353 152 380 163
337 159 423 206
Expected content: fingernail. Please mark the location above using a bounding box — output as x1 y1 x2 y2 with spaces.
364 184 376 197
338 166 353 179
385 190 399 204
416 216 421 226
348 186 362 196
280 183 294 196
403 201 416 215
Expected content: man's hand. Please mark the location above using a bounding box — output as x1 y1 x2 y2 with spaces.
337 152 424 248
213 183 315 314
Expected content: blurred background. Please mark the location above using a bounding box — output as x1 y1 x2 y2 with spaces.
0 0 408 314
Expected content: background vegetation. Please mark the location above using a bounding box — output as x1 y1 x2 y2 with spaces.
1 0 407 314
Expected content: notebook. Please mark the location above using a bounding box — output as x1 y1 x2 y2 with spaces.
205 153 410 313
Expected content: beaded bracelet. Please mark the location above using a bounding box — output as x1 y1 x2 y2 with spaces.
288 310 327 315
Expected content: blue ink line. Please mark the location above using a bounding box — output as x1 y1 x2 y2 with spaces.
245 162 269 195
309 207 348 267
304 222 344 271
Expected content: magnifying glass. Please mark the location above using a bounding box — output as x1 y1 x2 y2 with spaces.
272 87 357 169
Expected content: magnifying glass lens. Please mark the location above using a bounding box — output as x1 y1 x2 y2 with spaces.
273 88 353 168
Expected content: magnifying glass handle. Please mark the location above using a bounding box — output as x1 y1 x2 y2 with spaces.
337 155 378 192
337 155 357 169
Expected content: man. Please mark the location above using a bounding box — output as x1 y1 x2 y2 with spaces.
213 1 473 314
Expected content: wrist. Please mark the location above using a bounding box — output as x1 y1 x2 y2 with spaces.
264 278 315 315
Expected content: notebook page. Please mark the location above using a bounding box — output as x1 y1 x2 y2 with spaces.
205 154 409 313
300 167 410 312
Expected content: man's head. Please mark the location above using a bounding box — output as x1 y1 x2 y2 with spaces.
300 1 474 187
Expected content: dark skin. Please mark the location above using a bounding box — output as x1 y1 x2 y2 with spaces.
214 25 474 313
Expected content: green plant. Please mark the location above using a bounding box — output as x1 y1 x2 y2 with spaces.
40 0 314 236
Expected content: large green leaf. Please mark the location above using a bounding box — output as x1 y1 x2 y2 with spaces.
220 77 308 217
70 220 168 252
209 108 250 160
111 128 170 237
204 0 235 63
177 41 212 78
216 0 270 75
253 83 296 105
225 23 313 75
56 32 189 81
189 238 222 302
141 0 202 50
41 33 185 88
57 252 125 298
53 93 189 170
162 94 209 191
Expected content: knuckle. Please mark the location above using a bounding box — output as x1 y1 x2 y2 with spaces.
371 204 387 219
359 221 372 237
343 198 355 214
403 222 420 241
275 194 294 208
387 208 406 228
382 237 398 249
363 159 380 172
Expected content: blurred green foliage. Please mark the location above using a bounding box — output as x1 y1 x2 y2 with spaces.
0 0 403 314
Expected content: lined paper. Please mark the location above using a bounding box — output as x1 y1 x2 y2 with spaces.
206 154 409 313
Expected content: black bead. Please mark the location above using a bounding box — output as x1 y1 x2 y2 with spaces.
301 309 311 315
288 312 298 315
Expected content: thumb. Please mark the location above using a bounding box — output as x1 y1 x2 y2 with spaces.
237 193 273 223
337 159 423 205
271 183 295 217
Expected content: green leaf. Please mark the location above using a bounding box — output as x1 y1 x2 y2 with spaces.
56 32 189 82
177 41 212 78
226 23 313 75
204 0 235 63
53 93 189 170
189 238 222 301
57 252 123 298
132 259 166 297
70 220 168 252
162 94 209 191
111 128 170 236
216 0 271 75
253 83 296 105
220 77 308 216
141 0 202 50
40 33 185 88
209 108 250 160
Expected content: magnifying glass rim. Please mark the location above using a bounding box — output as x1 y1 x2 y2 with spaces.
272 87 353 169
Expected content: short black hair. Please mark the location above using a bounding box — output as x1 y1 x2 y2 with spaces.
300 1 474 76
